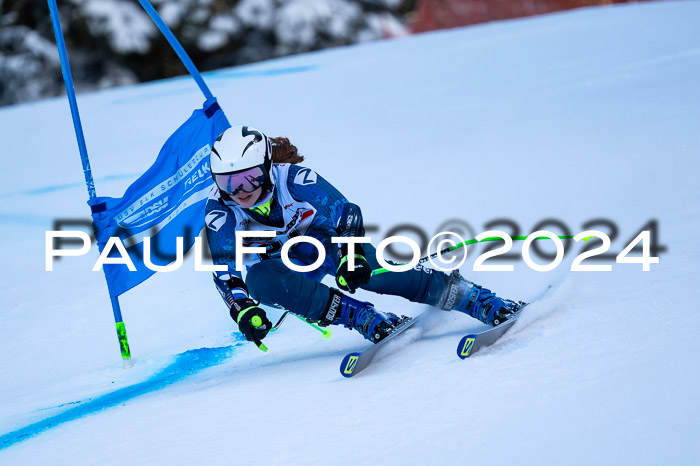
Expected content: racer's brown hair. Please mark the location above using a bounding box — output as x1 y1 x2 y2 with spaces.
270 137 304 164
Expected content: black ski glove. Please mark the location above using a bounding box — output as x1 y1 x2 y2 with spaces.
336 251 372 293
231 298 271 344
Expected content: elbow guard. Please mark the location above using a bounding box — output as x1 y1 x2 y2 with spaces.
336 203 365 238
335 203 366 262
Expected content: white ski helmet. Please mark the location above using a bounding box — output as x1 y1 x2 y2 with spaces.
210 125 274 207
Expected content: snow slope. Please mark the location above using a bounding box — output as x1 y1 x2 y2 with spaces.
1 1 699 464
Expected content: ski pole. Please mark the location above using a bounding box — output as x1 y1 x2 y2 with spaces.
291 313 332 338
371 234 576 277
269 311 332 337
270 311 290 331
251 315 268 352
258 311 331 349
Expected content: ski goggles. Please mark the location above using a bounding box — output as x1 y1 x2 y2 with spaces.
214 166 266 196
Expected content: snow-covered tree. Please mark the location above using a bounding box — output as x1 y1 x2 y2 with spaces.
0 0 413 106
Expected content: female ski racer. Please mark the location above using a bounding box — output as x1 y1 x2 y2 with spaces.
205 126 521 347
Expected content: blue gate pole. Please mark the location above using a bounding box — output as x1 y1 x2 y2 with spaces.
137 0 215 102
47 0 133 368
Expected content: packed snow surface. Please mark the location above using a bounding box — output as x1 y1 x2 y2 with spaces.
1 2 699 464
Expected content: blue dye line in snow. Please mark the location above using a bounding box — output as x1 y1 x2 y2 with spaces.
0 343 242 450
205 65 317 79
34 400 84 412
0 213 53 226
0 174 138 199
109 65 318 105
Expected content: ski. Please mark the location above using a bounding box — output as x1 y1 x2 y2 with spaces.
339 312 426 378
456 284 554 359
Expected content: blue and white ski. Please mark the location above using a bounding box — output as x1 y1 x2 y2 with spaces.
456 284 555 359
340 283 561 375
339 312 426 378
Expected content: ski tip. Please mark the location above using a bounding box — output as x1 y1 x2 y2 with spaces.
457 334 478 359
340 352 362 378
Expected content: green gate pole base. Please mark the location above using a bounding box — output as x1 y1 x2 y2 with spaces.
115 322 133 368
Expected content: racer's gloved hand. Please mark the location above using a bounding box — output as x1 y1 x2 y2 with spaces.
335 249 372 293
231 298 271 344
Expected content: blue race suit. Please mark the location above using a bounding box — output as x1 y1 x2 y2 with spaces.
205 164 449 321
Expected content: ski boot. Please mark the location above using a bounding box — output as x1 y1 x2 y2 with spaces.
321 289 407 343
440 271 524 326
